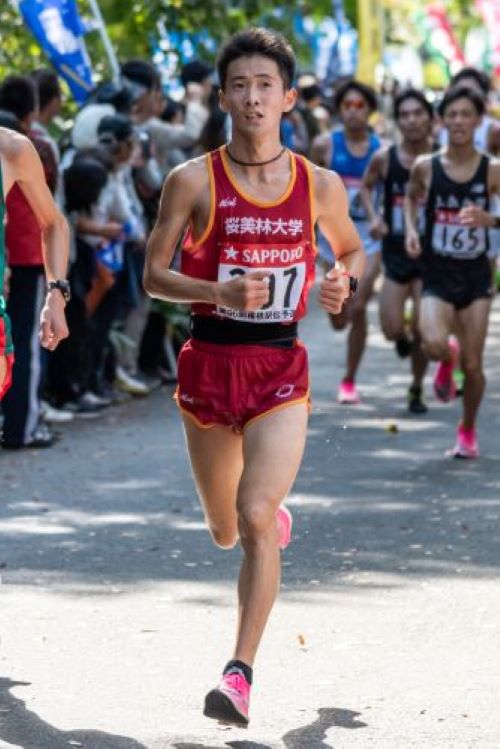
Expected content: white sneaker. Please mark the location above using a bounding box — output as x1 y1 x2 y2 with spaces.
115 366 150 396
40 401 75 423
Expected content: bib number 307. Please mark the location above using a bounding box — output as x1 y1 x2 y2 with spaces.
217 263 306 322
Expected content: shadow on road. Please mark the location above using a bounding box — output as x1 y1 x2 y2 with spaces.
282 706 367 748
0 677 146 749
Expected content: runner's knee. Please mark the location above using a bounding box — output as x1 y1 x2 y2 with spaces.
421 335 448 360
237 497 279 544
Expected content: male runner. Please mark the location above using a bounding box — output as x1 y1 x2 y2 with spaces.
144 28 365 727
0 126 69 403
404 86 500 457
438 67 500 155
360 89 434 414
311 80 380 404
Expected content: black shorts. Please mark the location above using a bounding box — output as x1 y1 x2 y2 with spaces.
422 255 493 310
382 245 422 285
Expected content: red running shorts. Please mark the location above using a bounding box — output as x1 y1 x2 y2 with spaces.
175 338 310 432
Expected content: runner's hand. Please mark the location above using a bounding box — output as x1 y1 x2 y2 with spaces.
319 266 350 315
459 205 495 228
369 217 388 240
406 229 422 258
39 291 69 351
217 271 271 311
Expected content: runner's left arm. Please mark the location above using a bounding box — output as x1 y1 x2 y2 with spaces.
313 166 365 314
13 137 69 350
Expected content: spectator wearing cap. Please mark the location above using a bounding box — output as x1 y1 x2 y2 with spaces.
96 114 151 396
121 59 208 178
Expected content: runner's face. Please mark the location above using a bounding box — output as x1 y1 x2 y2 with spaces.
398 99 431 143
443 97 481 146
220 56 296 137
339 91 371 130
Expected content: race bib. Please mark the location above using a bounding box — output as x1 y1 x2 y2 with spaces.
432 210 487 259
346 180 366 222
216 241 307 323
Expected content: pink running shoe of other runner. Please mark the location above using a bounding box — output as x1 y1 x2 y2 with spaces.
204 668 251 727
448 423 479 459
337 379 360 404
276 504 293 549
433 337 460 402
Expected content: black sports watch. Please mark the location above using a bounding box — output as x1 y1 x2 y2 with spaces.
47 279 71 303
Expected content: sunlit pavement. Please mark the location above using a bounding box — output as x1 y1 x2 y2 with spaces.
1 287 499 748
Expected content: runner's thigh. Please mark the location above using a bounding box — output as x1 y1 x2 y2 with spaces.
379 276 409 338
238 403 309 520
182 416 243 533
419 296 455 345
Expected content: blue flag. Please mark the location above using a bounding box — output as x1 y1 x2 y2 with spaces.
19 0 94 103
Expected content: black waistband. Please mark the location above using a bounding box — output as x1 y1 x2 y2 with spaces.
190 315 298 346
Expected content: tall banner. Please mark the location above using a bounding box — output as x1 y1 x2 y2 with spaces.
19 0 94 103
475 0 500 76
357 0 383 85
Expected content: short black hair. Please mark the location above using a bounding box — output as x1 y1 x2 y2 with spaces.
121 59 161 92
301 83 322 103
31 68 61 111
334 80 377 112
451 67 490 95
0 75 38 121
181 60 213 87
64 157 108 213
438 85 485 117
394 88 433 121
97 113 134 144
217 27 296 91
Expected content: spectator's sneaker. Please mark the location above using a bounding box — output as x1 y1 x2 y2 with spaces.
204 668 251 727
40 400 75 423
407 386 428 415
61 395 104 418
433 337 460 402
276 505 293 549
84 391 112 408
2 424 56 450
337 380 360 404
115 366 150 396
448 424 479 459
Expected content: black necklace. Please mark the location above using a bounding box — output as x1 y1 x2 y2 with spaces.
226 145 287 167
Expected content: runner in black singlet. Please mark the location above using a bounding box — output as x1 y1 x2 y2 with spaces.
405 86 500 458
361 89 434 414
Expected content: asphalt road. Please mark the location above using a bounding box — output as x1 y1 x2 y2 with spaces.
1 289 499 748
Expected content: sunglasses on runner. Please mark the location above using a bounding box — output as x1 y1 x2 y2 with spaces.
341 99 366 110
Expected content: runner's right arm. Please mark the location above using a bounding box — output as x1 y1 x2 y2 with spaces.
404 156 431 258
144 159 270 311
359 147 389 239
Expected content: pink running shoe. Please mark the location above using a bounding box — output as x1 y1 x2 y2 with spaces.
276 505 293 550
204 668 251 727
448 424 479 459
433 337 460 402
337 380 360 404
